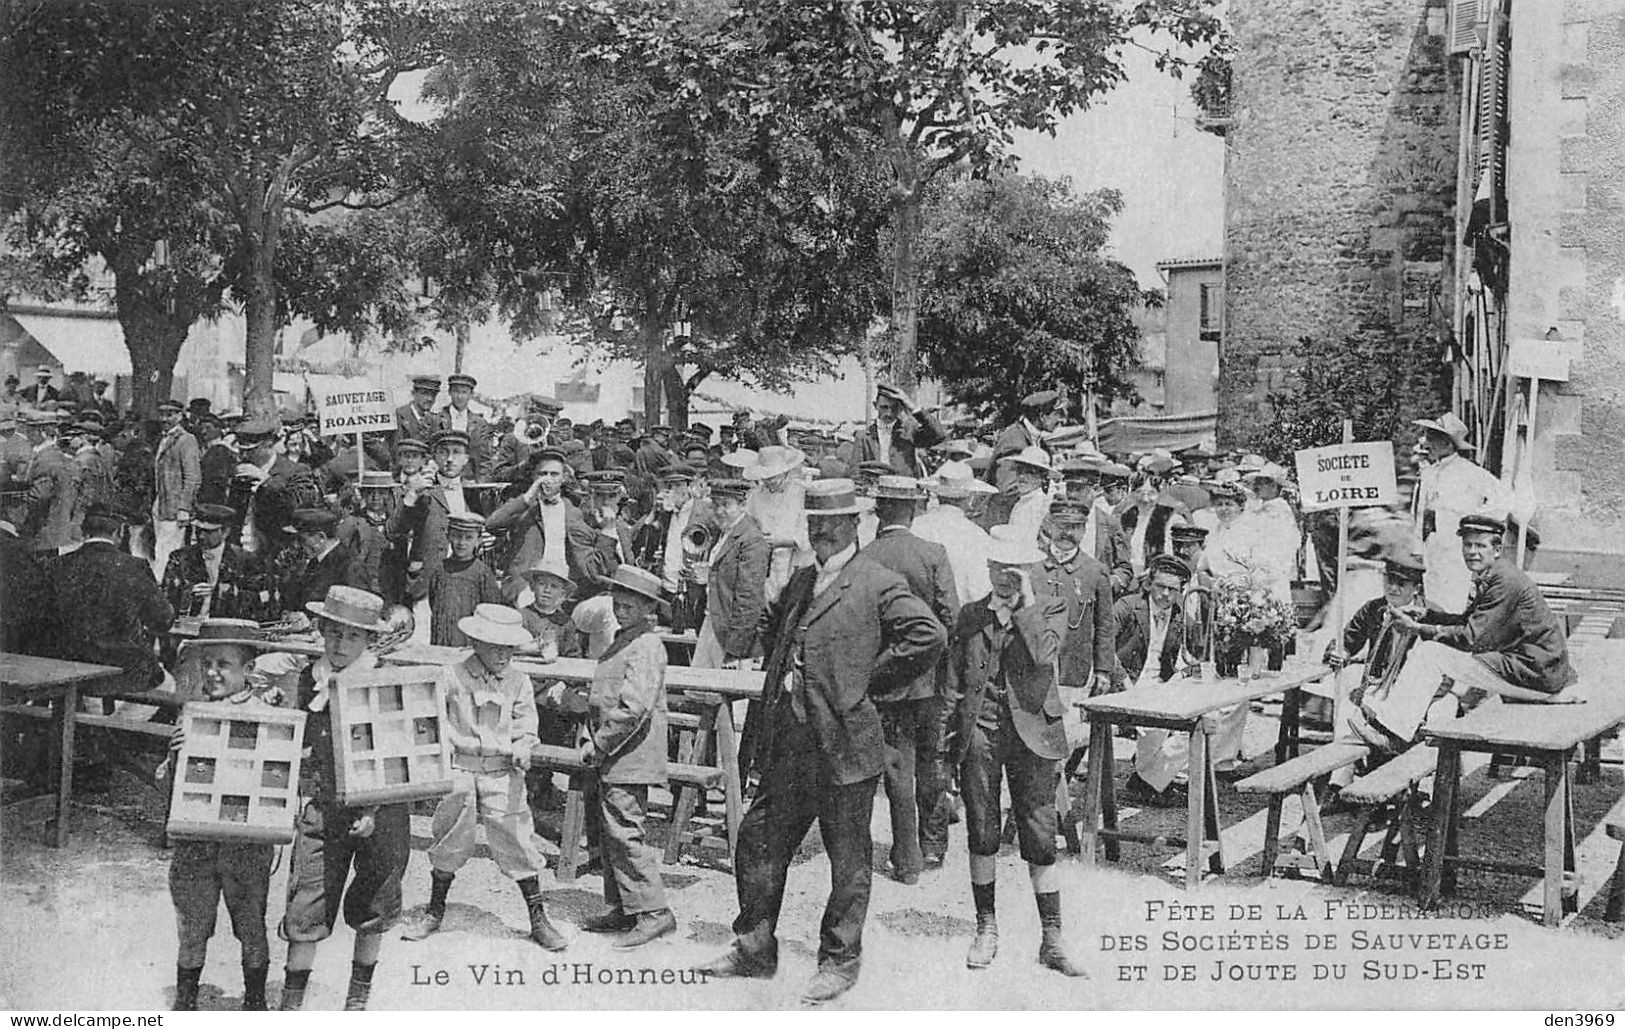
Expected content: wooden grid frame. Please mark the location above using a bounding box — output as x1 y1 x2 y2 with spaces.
329 666 454 806
166 702 307 844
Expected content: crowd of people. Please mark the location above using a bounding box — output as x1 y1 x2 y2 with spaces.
0 366 1581 1010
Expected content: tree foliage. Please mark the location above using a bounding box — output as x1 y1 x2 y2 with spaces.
916 172 1152 422
418 0 890 425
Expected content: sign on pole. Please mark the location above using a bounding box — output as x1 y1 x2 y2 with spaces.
317 382 396 437
1293 440 1398 511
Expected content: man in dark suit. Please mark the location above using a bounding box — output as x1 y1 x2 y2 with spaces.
486 448 604 602
1113 555 1193 805
1370 515 1576 746
232 418 322 560
691 478 768 668
0 488 47 651
697 478 945 1006
1041 497 1117 700
282 508 365 614
19 366 59 406
438 374 492 480
488 397 561 484
851 383 946 477
194 415 236 508
392 375 443 454
861 475 959 879
990 389 1060 489
160 503 280 623
942 525 1086 977
46 502 175 696
1056 454 1134 592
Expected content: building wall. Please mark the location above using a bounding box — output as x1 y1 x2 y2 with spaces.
1162 263 1221 415
1220 0 1457 450
1509 0 1625 579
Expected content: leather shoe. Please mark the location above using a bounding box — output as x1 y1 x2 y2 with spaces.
966 916 999 970
580 909 637 934
613 909 676 950
1039 930 1089 978
695 944 778 979
800 968 857 1006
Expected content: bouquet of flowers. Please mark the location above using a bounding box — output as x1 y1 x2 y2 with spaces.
1212 576 1297 656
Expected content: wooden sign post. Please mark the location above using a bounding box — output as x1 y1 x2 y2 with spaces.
1294 426 1398 662
1505 338 1573 565
167 703 307 844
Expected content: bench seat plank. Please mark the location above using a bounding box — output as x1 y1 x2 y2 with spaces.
1341 744 1437 805
1235 743 1370 795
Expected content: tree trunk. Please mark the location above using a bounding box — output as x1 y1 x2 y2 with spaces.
641 318 665 427
888 188 923 391
660 361 690 433
112 266 189 419
241 227 279 424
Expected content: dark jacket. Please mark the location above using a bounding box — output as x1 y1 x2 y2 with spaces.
745 551 947 785
1112 590 1186 687
1089 508 1136 593
704 513 770 659
287 541 365 613
860 524 959 702
486 494 603 601
0 529 48 651
943 596 1069 763
197 441 237 508
852 410 946 477
1040 548 1116 688
392 403 440 452
1421 556 1577 694
160 542 280 622
47 539 174 694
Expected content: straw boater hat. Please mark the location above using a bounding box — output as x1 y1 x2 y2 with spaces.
743 445 804 481
1413 411 1475 452
307 584 388 632
181 618 272 653
999 445 1051 473
721 448 760 472
940 438 977 460
459 603 532 647
930 464 997 498
985 524 1046 566
357 470 396 491
803 477 873 516
607 565 664 601
872 475 926 501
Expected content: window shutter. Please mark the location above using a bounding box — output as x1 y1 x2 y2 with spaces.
1448 0 1481 55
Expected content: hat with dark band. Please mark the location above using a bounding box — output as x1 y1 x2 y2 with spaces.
446 373 477 389
357 470 396 491
446 512 486 533
872 475 925 501
182 618 272 653
1047 496 1092 524
804 477 873 517
1148 554 1193 582
306 585 388 632
431 429 469 450
191 504 235 530
1170 524 1210 545
1383 551 1426 583
410 375 442 393
395 437 428 456
157 399 184 413
285 508 339 534
709 479 751 501
657 462 696 482
583 470 627 494
1456 513 1505 537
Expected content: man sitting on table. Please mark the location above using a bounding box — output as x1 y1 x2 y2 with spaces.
1361 514 1577 749
1112 555 1193 807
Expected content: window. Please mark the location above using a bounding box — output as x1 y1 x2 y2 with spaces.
1198 283 1221 342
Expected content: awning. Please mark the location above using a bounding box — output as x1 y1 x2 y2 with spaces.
10 312 131 376
1097 410 1217 455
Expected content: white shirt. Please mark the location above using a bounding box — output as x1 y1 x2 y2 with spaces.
537 498 567 570
913 504 992 604
662 498 695 592
203 542 225 585
445 407 469 433
440 478 468 516
874 420 895 466
1138 600 1173 688
813 542 857 597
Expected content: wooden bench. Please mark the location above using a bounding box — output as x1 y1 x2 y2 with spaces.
1235 742 1371 882
1605 794 1625 923
1334 743 1437 888
530 743 726 883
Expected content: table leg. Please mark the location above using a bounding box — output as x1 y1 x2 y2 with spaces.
1186 728 1208 890
1275 688 1302 765
1420 743 1459 909
1080 719 1110 868
1203 746 1224 874
1542 753 1568 928
46 685 77 847
713 701 744 861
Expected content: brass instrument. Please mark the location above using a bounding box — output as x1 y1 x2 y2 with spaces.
682 522 715 571
631 509 672 573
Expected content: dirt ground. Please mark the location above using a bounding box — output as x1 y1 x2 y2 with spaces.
3 706 1623 1011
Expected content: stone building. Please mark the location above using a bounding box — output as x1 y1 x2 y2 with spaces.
1156 257 1222 417
1211 0 1459 452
